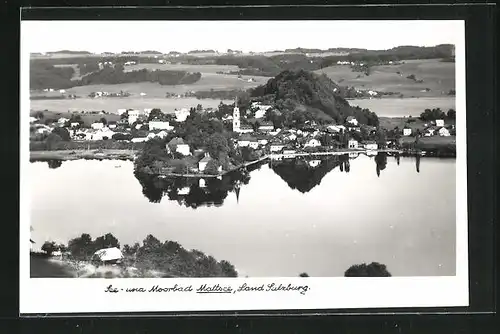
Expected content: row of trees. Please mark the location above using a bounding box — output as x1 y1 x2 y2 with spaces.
419 108 456 121
41 232 238 277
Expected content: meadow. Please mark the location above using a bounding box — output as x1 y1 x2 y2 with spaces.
315 59 455 98
30 97 234 114
348 96 456 118
122 63 241 73
47 73 268 98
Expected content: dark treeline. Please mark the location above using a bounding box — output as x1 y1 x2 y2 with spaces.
30 61 202 89
193 89 245 100
39 232 238 277
79 65 201 86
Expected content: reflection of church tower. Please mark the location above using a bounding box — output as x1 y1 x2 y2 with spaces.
345 160 350 173
232 97 240 133
416 154 421 173
376 164 380 177
235 180 241 203
396 153 400 166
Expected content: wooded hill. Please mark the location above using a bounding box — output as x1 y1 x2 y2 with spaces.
250 69 379 126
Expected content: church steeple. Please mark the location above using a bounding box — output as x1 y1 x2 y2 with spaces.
232 96 240 133
235 180 241 203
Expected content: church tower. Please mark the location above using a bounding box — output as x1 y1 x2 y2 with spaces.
232 97 240 133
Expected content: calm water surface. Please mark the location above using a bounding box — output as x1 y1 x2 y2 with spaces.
29 154 456 277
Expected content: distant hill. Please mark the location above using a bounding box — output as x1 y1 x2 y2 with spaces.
46 50 92 55
250 69 379 126
188 49 217 54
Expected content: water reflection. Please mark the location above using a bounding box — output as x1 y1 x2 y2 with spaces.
133 152 426 206
47 159 63 169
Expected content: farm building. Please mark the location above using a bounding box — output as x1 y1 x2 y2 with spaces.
403 128 412 136
348 139 359 149
91 247 123 266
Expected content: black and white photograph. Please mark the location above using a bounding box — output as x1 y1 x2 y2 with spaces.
20 19 468 313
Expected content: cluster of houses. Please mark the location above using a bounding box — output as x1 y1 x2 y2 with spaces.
401 119 453 137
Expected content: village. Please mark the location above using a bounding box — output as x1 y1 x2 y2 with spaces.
30 94 456 176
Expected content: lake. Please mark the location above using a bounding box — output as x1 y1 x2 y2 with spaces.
29 153 456 277
348 97 456 117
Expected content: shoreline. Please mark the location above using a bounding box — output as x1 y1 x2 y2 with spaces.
30 149 138 161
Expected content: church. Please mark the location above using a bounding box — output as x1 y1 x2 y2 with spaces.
232 97 254 134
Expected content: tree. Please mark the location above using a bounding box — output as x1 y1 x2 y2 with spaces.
446 108 456 120
344 262 391 277
93 233 120 250
206 133 229 158
299 272 309 277
68 233 94 259
204 159 221 175
45 133 62 150
51 127 70 141
41 241 57 256
147 108 163 121
35 111 44 120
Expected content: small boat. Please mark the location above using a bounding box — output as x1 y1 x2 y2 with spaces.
114 165 121 168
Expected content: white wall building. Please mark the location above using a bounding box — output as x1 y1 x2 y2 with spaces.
304 138 321 148
176 144 191 156
348 139 359 149
403 128 412 136
149 120 173 131
364 142 378 150
91 122 104 130
175 108 190 122
436 119 445 127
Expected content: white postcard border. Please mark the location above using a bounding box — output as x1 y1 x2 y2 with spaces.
19 20 468 314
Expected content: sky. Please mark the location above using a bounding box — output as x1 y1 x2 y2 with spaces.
21 20 463 54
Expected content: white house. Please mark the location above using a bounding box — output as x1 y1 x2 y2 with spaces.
364 141 378 150
108 123 117 129
29 116 38 123
91 122 104 130
436 119 445 127
438 127 451 137
270 143 285 152
368 90 378 97
178 187 190 195
131 137 147 143
149 119 173 131
176 144 191 156
403 128 412 136
258 122 274 132
308 160 321 168
199 179 206 188
248 139 259 149
117 109 127 115
237 139 250 147
346 116 359 126
140 92 147 97
57 117 69 125
59 89 66 94
198 155 211 172
70 122 79 128
304 138 321 148
327 125 346 133
348 139 359 149
175 108 190 122
257 138 269 146
93 129 115 140
128 115 138 125
144 108 152 115
239 125 254 134
91 247 123 265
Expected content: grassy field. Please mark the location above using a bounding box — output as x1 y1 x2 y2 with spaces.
123 63 241 73
315 59 455 98
29 109 122 125
348 96 456 118
379 116 455 131
52 73 268 98
400 135 456 148
30 97 234 114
